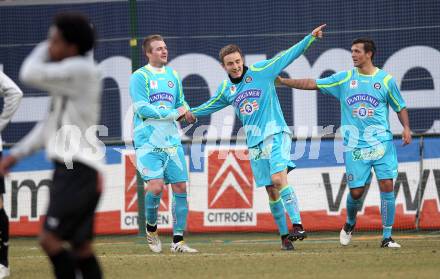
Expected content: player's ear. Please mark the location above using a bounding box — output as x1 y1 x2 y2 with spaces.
145 50 152 61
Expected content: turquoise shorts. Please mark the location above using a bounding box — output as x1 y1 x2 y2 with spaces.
135 145 188 184
344 140 398 188
248 132 296 187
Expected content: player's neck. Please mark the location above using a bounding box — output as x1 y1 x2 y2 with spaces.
147 63 165 72
357 63 377 76
229 66 248 84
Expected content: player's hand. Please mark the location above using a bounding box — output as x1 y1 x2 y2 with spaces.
275 76 284 86
176 106 188 121
402 127 412 146
184 111 197 124
312 24 326 38
0 155 18 176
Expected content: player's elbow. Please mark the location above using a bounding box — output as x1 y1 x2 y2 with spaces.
19 65 41 86
15 87 24 99
8 87 24 100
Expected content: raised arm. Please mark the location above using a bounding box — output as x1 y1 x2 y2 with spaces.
19 42 96 97
249 24 326 78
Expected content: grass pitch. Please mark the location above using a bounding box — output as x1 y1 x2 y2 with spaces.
9 232 440 279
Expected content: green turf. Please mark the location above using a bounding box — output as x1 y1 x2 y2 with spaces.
9 232 440 278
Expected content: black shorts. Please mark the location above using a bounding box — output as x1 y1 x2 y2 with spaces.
0 152 4 194
43 161 101 247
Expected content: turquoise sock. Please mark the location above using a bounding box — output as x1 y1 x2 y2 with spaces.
269 198 289 236
380 191 395 239
279 185 302 224
172 192 188 236
346 193 361 226
145 191 161 226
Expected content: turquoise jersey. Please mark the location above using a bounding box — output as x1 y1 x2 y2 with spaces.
129 65 188 149
191 34 316 147
316 68 406 148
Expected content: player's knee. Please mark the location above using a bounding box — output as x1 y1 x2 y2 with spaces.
147 179 164 195
350 190 364 200
378 179 394 192
73 242 94 258
149 187 162 196
171 182 187 194
271 176 284 188
265 186 279 201
39 232 63 255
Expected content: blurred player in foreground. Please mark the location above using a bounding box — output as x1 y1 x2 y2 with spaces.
0 72 23 278
129 35 197 253
278 38 411 248
184 25 326 250
0 12 104 278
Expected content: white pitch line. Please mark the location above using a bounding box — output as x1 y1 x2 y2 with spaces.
10 249 424 260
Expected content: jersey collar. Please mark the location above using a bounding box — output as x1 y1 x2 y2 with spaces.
356 67 379 77
146 64 166 74
229 66 248 84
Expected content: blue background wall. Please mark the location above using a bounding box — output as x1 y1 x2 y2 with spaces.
0 0 439 142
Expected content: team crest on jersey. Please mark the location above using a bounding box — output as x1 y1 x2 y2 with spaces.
245 76 253 83
350 80 358 89
233 89 262 107
150 80 158 89
157 102 168 109
239 100 259 115
230 85 236 95
352 103 374 119
374 82 381 89
168 81 174 88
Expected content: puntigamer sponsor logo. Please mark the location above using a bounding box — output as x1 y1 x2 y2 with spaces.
149 92 174 103
346 94 379 107
233 89 262 107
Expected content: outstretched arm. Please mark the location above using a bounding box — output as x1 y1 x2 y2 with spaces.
250 24 326 78
0 119 48 175
190 81 230 118
277 77 318 90
278 70 350 99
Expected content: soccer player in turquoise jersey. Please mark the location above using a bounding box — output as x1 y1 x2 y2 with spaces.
185 25 326 250
278 38 412 248
129 35 197 253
